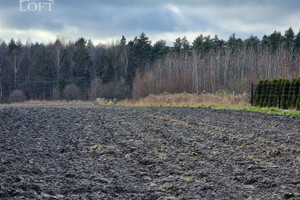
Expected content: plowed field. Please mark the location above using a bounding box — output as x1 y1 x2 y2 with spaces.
1 103 300 199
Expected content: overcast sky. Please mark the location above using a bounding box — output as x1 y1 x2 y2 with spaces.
0 0 300 45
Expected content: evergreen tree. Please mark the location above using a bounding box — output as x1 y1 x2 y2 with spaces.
133 32 152 69
288 78 297 108
268 31 284 52
245 35 259 49
263 80 271 107
120 35 126 46
254 80 263 106
275 79 283 108
280 80 290 109
296 78 300 110
227 33 243 50
294 30 300 50
284 27 295 49
259 80 267 107
73 37 92 100
192 34 204 52
203 35 213 52
117 35 127 56
181 36 190 52
8 39 18 55
173 37 182 53
98 48 115 83
267 79 277 107
152 40 168 60
291 78 300 108
261 35 269 49
212 35 225 50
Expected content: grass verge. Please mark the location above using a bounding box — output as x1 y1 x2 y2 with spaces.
118 92 300 116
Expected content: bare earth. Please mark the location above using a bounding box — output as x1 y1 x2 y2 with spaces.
0 103 300 199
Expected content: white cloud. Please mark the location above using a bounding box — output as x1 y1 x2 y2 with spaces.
166 4 181 15
0 28 56 43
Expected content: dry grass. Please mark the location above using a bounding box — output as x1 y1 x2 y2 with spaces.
118 92 250 108
20 100 85 105
96 98 115 106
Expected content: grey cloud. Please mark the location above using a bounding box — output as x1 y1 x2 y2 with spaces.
0 0 300 43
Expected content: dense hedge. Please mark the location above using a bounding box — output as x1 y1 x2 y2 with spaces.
253 78 300 110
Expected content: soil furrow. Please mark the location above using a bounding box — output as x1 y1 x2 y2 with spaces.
1 104 300 199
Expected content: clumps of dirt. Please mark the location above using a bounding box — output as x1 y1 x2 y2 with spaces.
0 103 300 199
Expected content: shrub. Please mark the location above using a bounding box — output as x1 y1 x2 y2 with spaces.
267 79 277 107
288 79 298 108
9 90 26 103
63 84 81 101
273 79 282 108
296 78 300 110
296 83 300 110
290 79 299 108
280 80 290 109
254 80 263 106
259 80 267 107
264 80 271 107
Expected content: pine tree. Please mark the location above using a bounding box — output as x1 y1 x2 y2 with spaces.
99 48 115 84
202 35 212 52
262 35 269 49
181 36 190 52
268 31 284 52
294 30 300 50
73 37 92 100
173 37 182 53
133 32 152 69
245 35 260 49
284 27 295 49
152 40 167 60
192 34 204 52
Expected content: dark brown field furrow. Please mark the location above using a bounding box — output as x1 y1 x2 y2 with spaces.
0 104 300 200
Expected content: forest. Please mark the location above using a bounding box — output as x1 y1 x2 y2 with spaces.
0 27 300 102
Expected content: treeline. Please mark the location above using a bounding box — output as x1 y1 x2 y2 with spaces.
253 78 300 110
133 28 300 98
1 27 300 102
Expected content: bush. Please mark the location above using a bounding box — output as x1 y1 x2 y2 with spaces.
296 84 300 110
273 79 282 108
259 80 267 107
63 84 81 101
264 80 271 107
254 78 300 110
280 80 290 109
254 80 263 106
296 78 300 110
287 79 298 108
291 79 300 108
267 79 276 107
9 90 26 103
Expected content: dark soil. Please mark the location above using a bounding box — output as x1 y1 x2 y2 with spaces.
1 103 300 199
